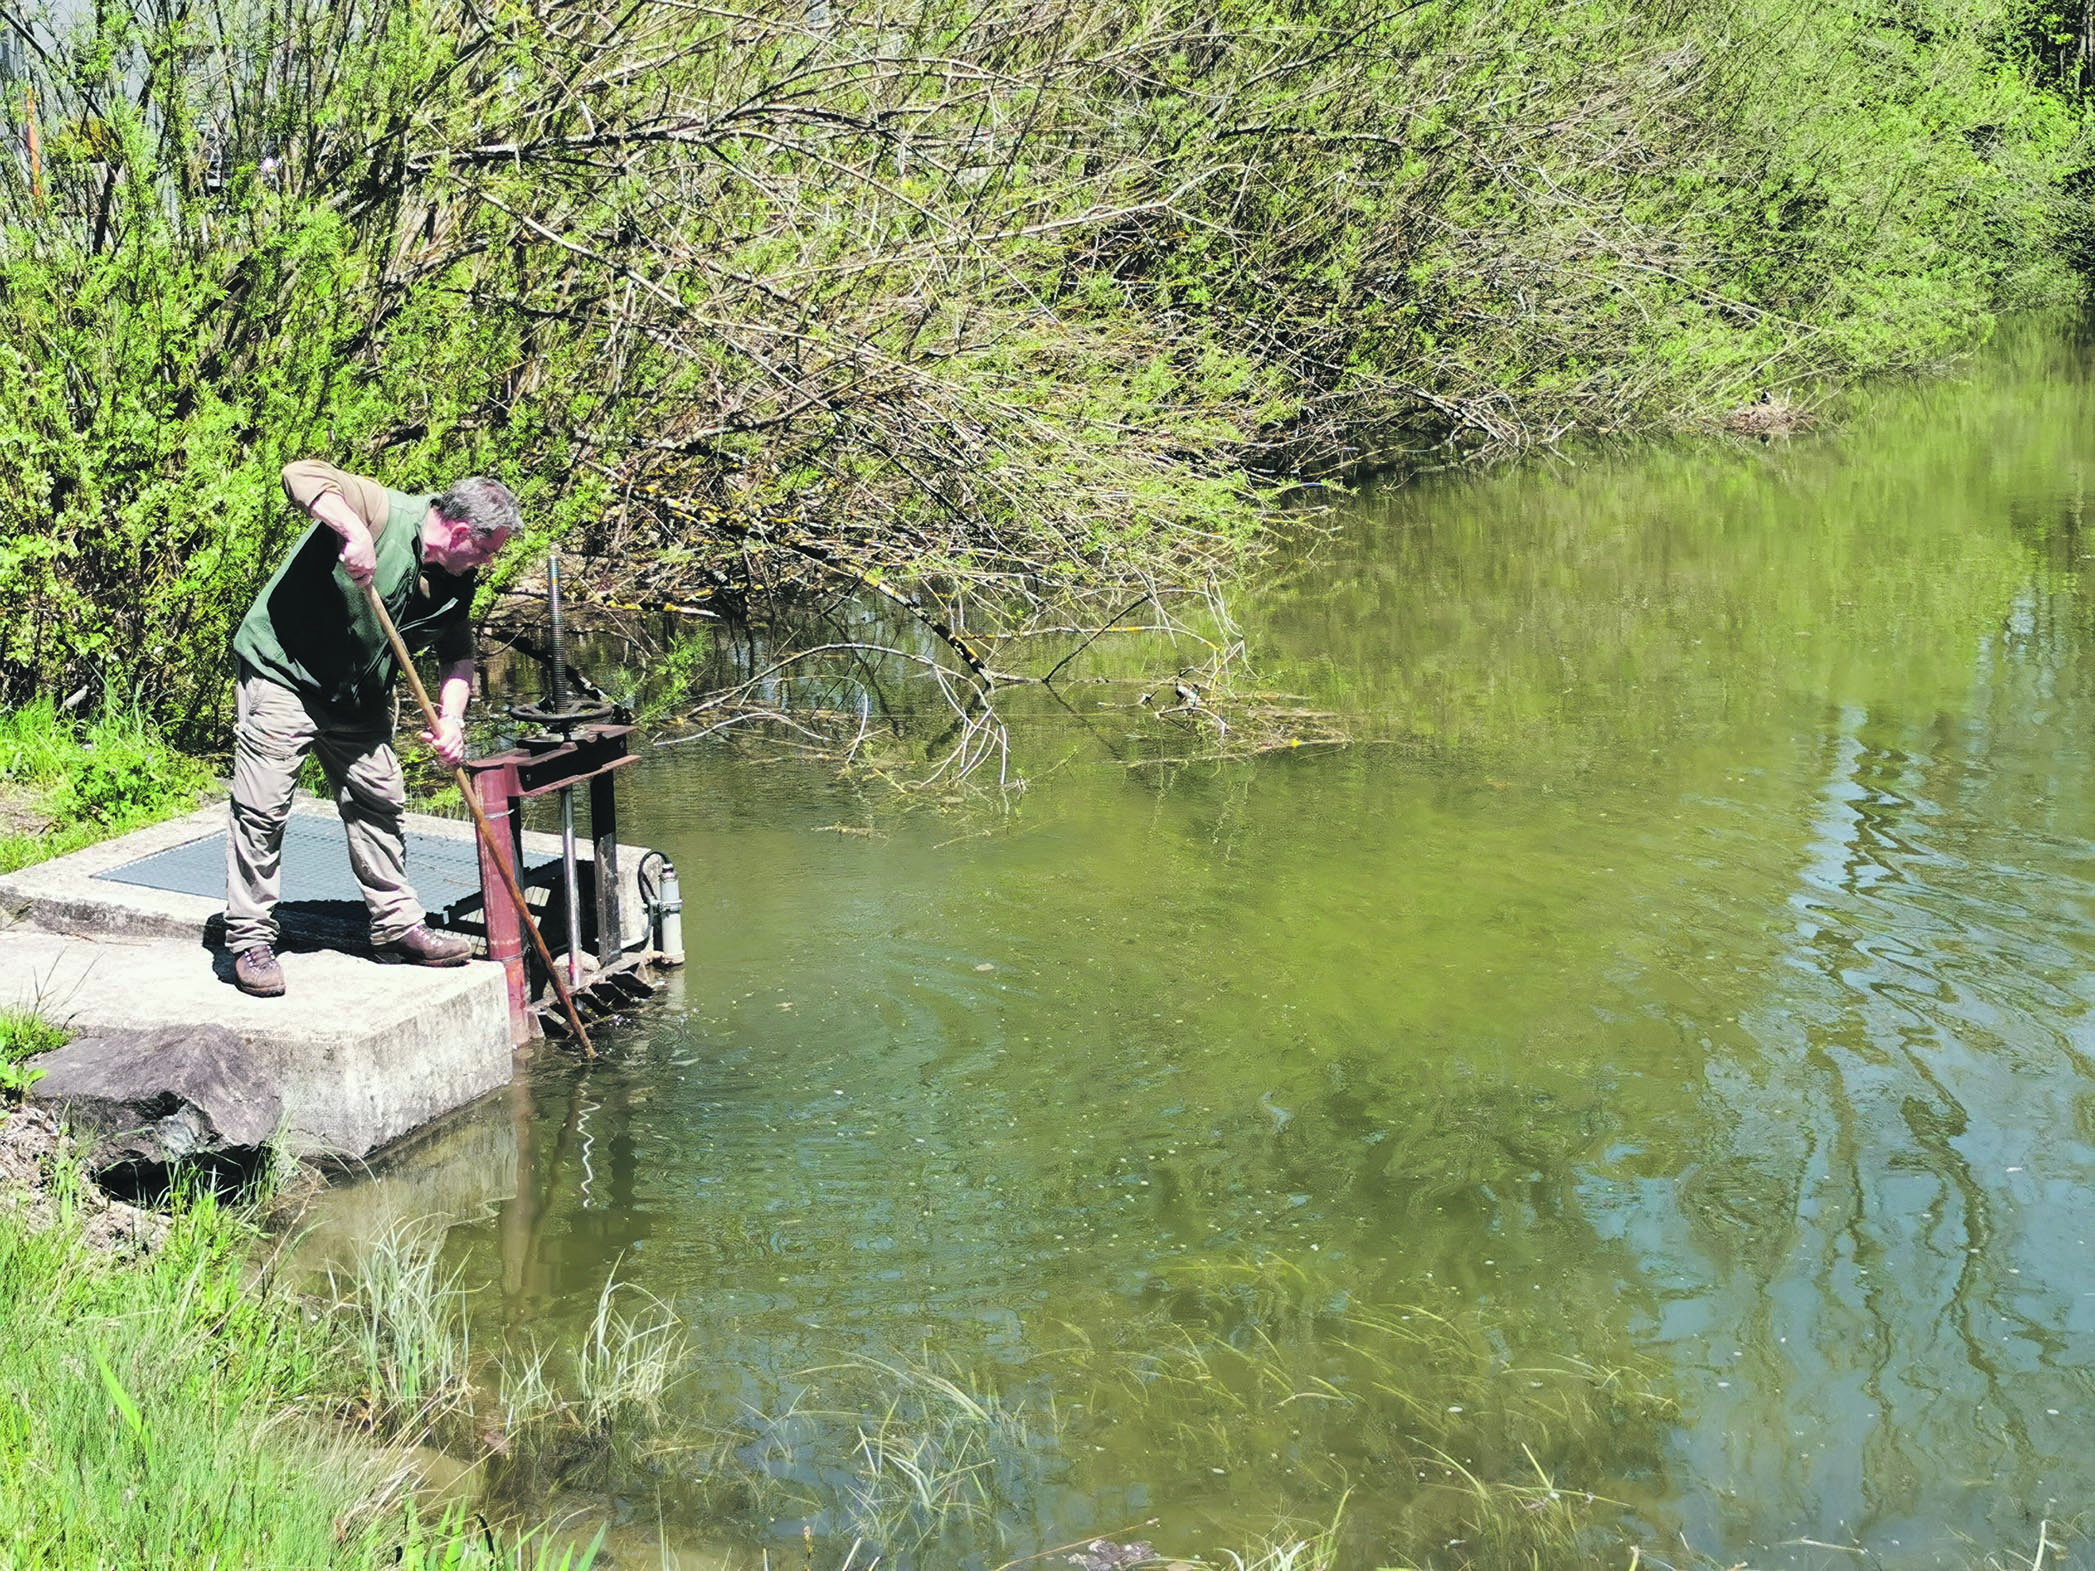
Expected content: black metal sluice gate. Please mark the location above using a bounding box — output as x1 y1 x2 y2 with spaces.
463 550 681 1046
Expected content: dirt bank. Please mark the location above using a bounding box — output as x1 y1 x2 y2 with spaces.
0 1105 171 1255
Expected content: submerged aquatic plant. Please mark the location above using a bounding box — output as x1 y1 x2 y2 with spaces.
817 1355 1036 1554
325 1236 1676 1568
538 1253 1677 1569
1039 1254 1677 1567
1067 1538 1160 1570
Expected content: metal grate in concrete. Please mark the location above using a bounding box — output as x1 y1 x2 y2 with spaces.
92 814 552 925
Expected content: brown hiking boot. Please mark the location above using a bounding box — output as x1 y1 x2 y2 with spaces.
375 923 472 967
233 944 285 997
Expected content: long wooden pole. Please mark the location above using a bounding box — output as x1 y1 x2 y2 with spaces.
364 584 596 1058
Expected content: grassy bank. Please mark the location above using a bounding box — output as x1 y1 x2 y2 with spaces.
0 1107 601 1571
0 697 214 873
0 1178 371 1566
2 0 2092 741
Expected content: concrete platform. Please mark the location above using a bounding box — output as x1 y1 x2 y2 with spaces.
0 798 653 1161
0 928 510 1160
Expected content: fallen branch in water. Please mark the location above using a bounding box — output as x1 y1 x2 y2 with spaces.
652 638 1016 792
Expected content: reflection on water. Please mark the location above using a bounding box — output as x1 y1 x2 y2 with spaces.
328 318 2095 1568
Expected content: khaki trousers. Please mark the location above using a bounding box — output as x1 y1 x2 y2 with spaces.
224 667 424 952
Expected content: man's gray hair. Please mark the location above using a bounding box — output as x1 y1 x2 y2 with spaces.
433 476 522 545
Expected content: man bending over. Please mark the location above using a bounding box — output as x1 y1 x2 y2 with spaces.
224 459 518 998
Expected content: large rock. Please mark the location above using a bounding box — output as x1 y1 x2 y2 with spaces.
30 1024 283 1166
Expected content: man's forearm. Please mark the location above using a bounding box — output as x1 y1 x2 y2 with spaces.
305 489 379 586
437 660 475 724
417 659 477 768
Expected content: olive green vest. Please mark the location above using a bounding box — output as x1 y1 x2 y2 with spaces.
232 490 470 717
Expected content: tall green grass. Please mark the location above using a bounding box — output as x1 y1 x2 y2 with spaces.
0 1176 360 1566
0 1144 596 1570
0 698 213 873
330 1218 475 1430
0 1012 65 1102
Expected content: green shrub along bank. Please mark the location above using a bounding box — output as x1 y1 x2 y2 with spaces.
1 0 2092 738
0 696 213 871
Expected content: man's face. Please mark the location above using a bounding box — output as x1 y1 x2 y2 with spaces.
424 515 513 575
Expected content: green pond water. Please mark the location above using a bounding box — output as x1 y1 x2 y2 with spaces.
334 318 2095 1569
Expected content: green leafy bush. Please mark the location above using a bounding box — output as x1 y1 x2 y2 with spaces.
56 738 192 828
0 0 2088 733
